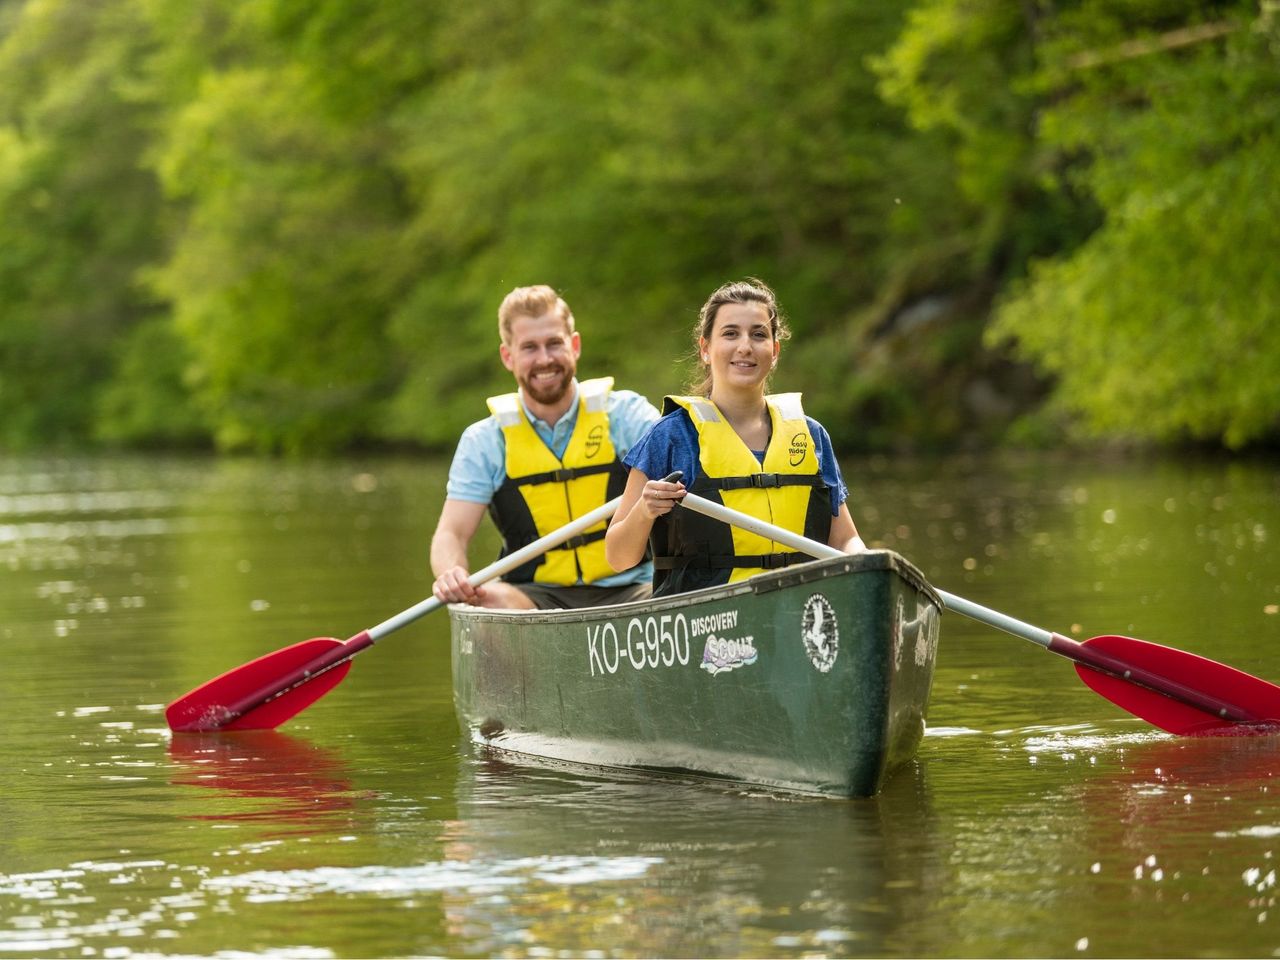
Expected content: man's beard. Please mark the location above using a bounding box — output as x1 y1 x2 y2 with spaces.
520 364 574 406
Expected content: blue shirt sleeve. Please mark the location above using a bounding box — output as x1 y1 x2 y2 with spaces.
607 389 661 456
808 417 848 512
622 409 700 485
445 417 506 504
619 412 691 483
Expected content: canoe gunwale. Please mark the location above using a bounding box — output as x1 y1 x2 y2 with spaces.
448 548 942 624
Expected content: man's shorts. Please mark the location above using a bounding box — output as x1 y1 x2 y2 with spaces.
512 581 653 610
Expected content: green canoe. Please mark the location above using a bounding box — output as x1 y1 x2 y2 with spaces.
449 550 942 798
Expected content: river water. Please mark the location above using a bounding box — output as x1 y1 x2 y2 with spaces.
1 452 1278 958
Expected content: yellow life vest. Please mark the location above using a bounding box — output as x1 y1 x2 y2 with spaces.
652 393 832 595
487 377 626 585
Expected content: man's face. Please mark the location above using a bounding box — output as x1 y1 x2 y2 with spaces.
499 312 581 407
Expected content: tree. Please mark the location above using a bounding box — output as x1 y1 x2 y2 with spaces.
146 62 406 452
384 0 958 447
991 3 1280 447
0 0 182 447
879 0 1280 448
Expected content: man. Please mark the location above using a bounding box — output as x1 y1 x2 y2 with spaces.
430 285 661 609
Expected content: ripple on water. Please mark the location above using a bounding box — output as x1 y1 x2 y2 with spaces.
204 855 664 904
0 857 343 957
923 726 983 738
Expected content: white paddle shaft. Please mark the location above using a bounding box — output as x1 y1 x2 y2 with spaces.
368 495 622 640
676 491 1054 648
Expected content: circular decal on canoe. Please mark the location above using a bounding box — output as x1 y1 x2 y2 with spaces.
801 593 839 673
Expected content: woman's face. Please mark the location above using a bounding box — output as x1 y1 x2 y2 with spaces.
701 302 779 394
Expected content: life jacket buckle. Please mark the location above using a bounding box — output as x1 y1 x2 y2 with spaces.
759 552 803 569
718 473 783 491
559 528 606 551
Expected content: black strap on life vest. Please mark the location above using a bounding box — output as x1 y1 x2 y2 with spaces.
649 480 833 597
506 462 618 488
556 528 607 552
489 459 628 583
702 473 825 491
652 550 810 570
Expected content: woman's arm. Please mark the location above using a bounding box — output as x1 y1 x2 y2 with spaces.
605 469 686 571
828 502 867 554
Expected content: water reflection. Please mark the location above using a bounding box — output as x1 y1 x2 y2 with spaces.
1085 733 1280 837
432 752 947 957
168 731 366 833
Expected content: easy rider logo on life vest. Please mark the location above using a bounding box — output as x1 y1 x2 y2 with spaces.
788 432 808 467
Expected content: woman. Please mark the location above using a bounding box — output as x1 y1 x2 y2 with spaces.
605 279 864 597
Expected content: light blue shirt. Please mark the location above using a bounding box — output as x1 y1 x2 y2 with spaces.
446 380 661 586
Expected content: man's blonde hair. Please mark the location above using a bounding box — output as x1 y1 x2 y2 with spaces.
497 285 575 344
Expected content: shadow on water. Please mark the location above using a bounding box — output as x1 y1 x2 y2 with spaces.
155 731 950 956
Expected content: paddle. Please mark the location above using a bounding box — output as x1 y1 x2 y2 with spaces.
675 490 1280 736
166 495 626 733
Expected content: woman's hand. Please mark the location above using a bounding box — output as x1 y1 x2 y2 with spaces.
637 476 686 519
606 470 684 572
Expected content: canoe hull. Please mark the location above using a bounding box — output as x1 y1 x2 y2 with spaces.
450 551 942 798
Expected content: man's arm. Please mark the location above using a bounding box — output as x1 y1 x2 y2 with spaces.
430 499 490 604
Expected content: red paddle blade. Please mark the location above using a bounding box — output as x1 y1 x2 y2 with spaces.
166 638 351 733
1074 635 1280 736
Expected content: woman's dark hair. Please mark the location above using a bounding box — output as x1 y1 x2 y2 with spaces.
687 278 790 397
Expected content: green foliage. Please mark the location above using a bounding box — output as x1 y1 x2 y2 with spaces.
384 0 952 445
990 2 1280 448
95 317 206 446
146 62 405 452
873 0 1102 272
0 0 172 448
878 0 1280 449
0 0 1275 454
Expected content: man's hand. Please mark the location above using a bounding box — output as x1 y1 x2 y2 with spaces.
432 564 486 605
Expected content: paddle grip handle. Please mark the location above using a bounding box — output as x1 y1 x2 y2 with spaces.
219 630 376 722
1048 633 1256 723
